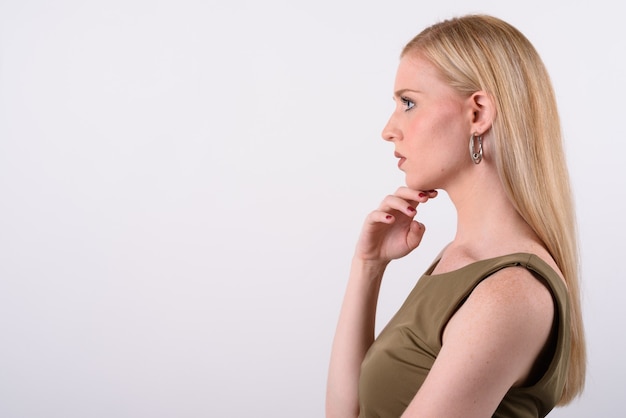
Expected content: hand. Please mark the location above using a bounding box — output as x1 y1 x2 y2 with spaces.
355 187 437 263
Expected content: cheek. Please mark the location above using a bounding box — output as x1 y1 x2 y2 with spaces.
433 103 467 135
432 109 469 153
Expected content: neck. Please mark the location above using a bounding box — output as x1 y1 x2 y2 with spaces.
444 164 542 258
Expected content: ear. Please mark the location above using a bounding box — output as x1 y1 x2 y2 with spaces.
468 91 495 135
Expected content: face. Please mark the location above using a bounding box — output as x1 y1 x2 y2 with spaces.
382 55 474 191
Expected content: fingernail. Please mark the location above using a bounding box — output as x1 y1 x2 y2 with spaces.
386 215 393 220
418 193 426 198
407 206 416 212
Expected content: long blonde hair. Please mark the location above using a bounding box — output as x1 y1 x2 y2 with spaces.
402 15 585 404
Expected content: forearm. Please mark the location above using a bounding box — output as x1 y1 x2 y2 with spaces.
326 257 388 418
326 187 432 417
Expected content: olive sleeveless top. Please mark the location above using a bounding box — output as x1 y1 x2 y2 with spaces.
359 253 570 418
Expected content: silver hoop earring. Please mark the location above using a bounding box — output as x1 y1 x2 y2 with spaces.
469 132 483 164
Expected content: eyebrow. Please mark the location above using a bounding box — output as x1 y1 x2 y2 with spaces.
393 88 422 99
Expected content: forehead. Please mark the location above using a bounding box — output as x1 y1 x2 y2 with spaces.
394 55 447 92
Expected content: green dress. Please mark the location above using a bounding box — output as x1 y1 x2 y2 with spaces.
358 253 570 418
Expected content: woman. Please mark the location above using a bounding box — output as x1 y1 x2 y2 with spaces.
326 15 585 418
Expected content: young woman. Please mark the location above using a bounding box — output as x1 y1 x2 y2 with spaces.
326 15 585 418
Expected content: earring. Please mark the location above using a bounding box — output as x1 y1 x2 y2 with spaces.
469 132 483 164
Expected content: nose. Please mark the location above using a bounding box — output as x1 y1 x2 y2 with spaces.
381 114 401 142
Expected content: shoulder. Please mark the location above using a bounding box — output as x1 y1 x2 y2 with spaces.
445 265 555 384
403 265 557 416
449 265 555 343
435 245 559 362
469 265 555 321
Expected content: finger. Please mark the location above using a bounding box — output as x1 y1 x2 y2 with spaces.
394 187 438 204
378 195 418 217
365 210 397 225
424 189 438 198
406 220 426 250
394 187 424 203
415 189 439 203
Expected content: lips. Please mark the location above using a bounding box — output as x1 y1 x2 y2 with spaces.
394 151 406 168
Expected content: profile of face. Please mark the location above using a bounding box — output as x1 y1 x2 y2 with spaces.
382 55 482 192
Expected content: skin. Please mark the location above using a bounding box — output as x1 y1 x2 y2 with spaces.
326 55 561 418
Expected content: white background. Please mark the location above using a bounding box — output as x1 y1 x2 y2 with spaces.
0 0 624 417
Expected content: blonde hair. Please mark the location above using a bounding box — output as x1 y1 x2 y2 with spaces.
402 15 585 404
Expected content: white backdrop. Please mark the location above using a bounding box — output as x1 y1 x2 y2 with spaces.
0 0 624 417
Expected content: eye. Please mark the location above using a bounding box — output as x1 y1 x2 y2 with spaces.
400 96 415 111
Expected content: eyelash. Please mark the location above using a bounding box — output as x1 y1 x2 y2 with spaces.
400 96 415 111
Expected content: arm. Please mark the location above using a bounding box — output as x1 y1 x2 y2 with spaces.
401 266 556 418
325 188 437 418
325 258 386 418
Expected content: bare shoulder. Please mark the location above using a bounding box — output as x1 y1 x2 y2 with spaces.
471 265 555 315
437 244 560 361
406 265 558 416
453 266 556 348
444 265 555 385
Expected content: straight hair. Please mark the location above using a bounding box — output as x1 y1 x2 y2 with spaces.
402 14 585 404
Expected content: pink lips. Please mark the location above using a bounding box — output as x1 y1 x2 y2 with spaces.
394 151 406 168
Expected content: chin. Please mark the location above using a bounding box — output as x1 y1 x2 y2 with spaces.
405 177 433 192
